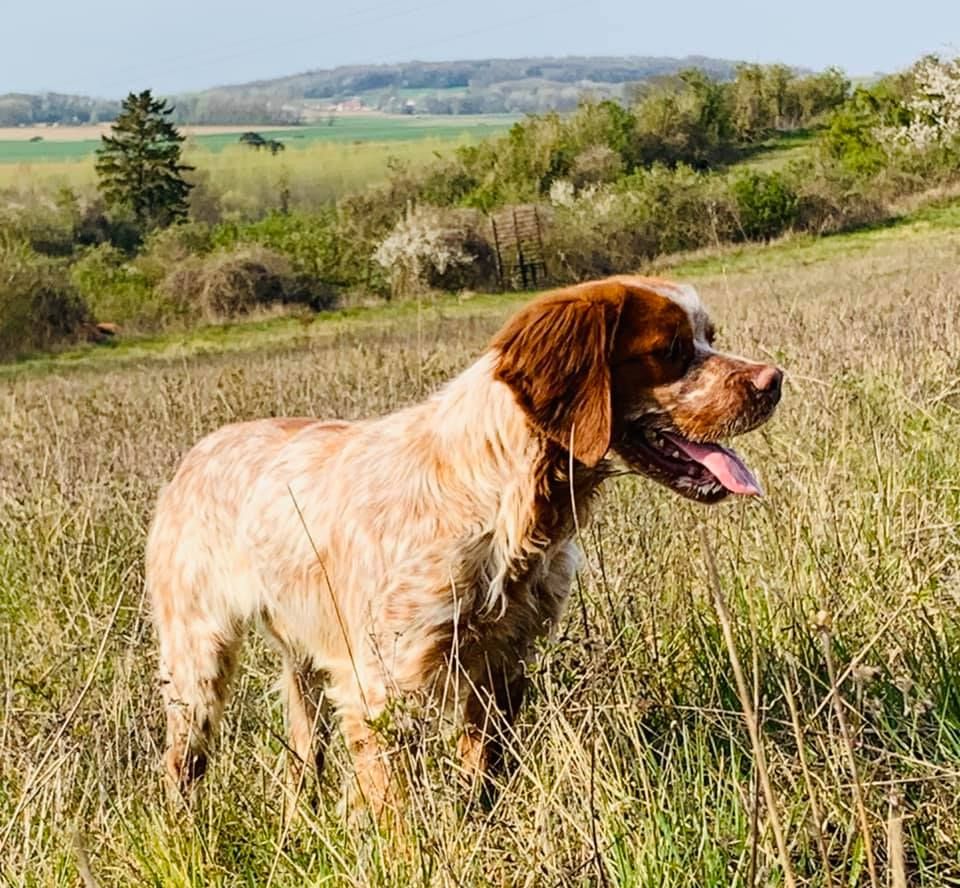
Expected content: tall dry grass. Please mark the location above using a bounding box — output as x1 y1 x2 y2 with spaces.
2 229 960 886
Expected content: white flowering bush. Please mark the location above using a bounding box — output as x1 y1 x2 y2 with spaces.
876 56 960 152
373 205 476 300
548 179 575 208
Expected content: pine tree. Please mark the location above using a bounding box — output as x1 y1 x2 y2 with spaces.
95 90 194 232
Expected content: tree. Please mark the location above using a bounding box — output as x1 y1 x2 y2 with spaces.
95 90 193 232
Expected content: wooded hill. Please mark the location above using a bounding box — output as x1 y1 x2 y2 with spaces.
3 55 749 125
177 55 745 120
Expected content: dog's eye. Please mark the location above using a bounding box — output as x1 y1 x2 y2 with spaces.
660 339 683 361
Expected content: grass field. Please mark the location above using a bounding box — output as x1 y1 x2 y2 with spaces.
0 115 517 164
0 116 516 213
3 218 960 886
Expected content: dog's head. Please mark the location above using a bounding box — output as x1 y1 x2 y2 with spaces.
491 276 783 503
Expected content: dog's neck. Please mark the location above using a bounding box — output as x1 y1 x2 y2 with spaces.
424 353 608 614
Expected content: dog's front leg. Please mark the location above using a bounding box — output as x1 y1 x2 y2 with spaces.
339 709 396 819
457 669 527 799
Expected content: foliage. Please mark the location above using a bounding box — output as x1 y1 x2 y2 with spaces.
238 132 286 154
730 65 849 140
95 90 194 232
68 242 175 327
875 56 960 152
544 165 735 279
0 235 88 359
211 210 351 284
821 85 907 176
158 244 335 321
731 170 800 240
373 205 491 299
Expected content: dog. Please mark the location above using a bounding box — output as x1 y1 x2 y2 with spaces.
146 275 782 813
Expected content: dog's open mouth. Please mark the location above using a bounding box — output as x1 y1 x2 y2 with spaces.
618 427 763 503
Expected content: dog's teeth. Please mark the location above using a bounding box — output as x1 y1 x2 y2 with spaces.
669 449 680 458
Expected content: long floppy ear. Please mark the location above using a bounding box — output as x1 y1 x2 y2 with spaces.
491 289 624 466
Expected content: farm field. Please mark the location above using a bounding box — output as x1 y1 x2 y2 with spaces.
3 212 960 886
0 114 518 163
0 114 517 211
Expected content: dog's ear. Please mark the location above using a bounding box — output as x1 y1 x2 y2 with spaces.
492 288 624 466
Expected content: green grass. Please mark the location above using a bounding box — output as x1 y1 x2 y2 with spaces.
4 222 960 885
733 128 819 174
0 115 517 164
6 213 960 886
0 292 532 380
653 198 960 278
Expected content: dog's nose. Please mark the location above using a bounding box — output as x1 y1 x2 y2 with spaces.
751 365 783 400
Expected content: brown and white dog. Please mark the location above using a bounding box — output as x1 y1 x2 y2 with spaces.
146 275 782 812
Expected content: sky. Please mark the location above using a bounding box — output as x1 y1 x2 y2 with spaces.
2 0 958 97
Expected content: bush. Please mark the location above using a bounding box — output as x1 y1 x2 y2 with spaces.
731 170 800 240
70 242 175 326
158 244 335 321
543 165 736 280
0 236 89 359
212 210 354 287
789 159 888 234
570 145 624 188
71 227 217 329
0 201 76 257
373 206 495 299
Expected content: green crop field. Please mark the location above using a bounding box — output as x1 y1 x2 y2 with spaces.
4 212 960 885
0 115 517 164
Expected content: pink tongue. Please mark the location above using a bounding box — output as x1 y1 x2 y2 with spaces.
662 433 763 496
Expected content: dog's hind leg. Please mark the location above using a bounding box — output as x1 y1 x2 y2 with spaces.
282 659 331 820
152 578 244 794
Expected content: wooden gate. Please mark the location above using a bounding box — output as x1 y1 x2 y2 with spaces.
490 205 547 291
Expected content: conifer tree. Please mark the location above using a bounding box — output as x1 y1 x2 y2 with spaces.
95 90 193 231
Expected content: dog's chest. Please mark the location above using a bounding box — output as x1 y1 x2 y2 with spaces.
446 538 580 674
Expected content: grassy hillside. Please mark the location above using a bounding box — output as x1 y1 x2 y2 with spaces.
3 217 960 885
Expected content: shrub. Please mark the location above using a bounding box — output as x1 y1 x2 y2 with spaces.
570 145 624 188
373 206 493 299
0 236 89 359
731 170 800 241
789 159 888 234
544 165 736 280
70 243 157 325
212 210 352 286
0 201 76 257
158 244 334 321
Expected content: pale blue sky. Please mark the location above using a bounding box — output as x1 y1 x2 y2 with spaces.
2 0 958 97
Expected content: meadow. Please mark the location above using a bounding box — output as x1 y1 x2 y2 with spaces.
0 115 518 162
2 214 960 886
0 115 516 211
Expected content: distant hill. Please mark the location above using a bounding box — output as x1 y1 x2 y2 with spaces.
1 56 749 127
173 56 745 123
0 92 121 127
